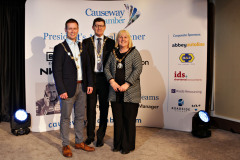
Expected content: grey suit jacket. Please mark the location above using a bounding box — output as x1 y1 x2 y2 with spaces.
104 48 142 103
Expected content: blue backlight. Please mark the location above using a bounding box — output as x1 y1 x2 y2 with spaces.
15 109 28 122
198 110 210 123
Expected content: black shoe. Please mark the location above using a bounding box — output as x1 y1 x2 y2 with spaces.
112 148 121 152
84 138 94 145
121 150 130 154
96 140 104 147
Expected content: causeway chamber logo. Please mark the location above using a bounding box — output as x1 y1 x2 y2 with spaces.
124 4 141 28
85 4 141 28
43 5 143 42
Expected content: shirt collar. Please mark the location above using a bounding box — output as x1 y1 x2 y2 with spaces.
66 38 78 45
94 35 104 41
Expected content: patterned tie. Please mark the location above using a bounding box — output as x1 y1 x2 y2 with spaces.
97 38 102 71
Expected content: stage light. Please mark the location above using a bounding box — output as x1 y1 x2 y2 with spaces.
191 110 211 138
11 109 31 136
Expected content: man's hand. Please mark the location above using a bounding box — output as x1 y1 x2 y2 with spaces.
44 96 50 106
87 87 93 94
60 92 68 99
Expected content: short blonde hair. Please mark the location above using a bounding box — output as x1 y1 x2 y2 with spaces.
115 30 133 48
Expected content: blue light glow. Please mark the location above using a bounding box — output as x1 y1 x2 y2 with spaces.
15 109 28 121
198 111 210 122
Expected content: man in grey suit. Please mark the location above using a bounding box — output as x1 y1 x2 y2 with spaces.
52 18 95 157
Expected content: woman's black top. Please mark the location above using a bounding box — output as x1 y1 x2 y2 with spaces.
115 47 134 103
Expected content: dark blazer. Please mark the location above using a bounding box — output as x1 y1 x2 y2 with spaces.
82 36 115 82
52 40 93 98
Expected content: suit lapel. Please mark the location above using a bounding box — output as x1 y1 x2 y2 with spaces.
102 36 108 61
63 40 76 67
90 36 95 64
79 42 84 67
63 40 73 56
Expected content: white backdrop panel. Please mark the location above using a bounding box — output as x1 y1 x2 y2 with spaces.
25 0 207 132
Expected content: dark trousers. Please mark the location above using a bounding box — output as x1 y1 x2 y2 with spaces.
86 73 109 140
111 102 139 152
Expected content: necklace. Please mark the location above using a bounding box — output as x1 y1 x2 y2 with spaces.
91 36 108 63
112 48 132 69
61 42 82 69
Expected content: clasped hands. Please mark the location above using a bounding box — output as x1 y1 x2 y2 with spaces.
109 79 130 92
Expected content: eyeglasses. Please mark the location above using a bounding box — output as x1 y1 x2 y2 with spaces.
94 25 105 28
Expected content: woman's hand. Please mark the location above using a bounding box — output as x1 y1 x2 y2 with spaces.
119 83 130 92
109 79 120 92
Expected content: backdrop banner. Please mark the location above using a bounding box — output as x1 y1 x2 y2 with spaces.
25 0 207 132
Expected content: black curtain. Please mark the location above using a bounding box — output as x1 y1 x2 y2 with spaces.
0 0 26 122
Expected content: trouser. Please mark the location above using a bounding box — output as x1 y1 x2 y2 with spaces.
87 73 109 140
111 102 139 151
60 83 86 146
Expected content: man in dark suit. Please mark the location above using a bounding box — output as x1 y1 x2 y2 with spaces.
52 19 95 158
83 17 115 147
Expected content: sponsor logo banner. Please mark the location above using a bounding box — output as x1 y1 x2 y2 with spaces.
174 71 202 81
172 42 205 48
171 89 202 94
179 53 194 63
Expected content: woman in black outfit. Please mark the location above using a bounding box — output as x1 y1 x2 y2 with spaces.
104 30 142 154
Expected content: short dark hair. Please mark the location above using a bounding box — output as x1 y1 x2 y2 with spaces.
65 18 78 29
92 17 105 26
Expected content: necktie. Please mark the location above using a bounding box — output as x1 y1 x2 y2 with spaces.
97 38 102 71
97 38 102 54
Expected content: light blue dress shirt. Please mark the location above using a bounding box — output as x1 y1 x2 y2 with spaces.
66 38 83 80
